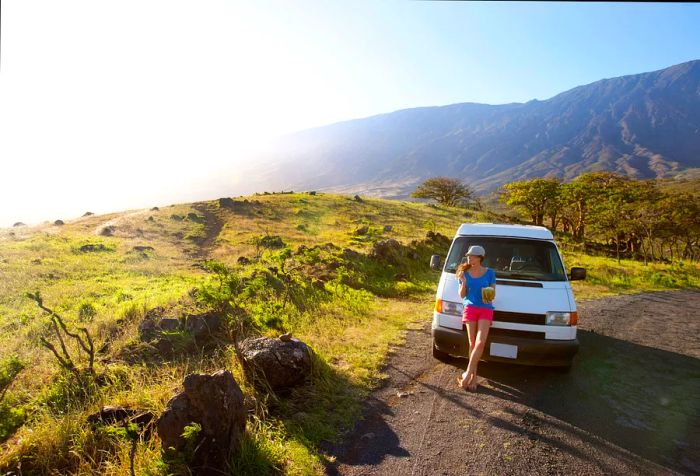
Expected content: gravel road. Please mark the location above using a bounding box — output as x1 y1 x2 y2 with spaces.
327 289 700 475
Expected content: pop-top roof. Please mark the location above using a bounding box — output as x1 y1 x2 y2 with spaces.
456 223 554 240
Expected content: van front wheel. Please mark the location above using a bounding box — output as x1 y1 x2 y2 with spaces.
432 342 449 361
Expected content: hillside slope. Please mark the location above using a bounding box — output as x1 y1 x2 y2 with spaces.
0 193 469 475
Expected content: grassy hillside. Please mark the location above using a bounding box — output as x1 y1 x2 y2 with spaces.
0 193 697 475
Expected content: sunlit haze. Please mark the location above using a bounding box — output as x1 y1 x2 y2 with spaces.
1 1 699 227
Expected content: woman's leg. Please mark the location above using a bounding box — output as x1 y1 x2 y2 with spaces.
465 319 492 391
460 320 478 386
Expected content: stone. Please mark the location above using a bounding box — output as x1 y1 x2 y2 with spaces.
342 248 361 259
132 245 155 252
100 226 115 236
83 212 94 217
279 332 293 342
240 336 312 391
157 370 246 474
138 317 158 342
184 312 221 337
87 405 154 435
383 225 393 232
353 194 363 202
54 220 65 226
370 239 403 264
158 318 181 332
353 225 369 236
218 197 235 208
13 222 26 227
79 243 109 253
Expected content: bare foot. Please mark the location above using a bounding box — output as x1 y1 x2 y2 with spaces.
458 371 475 390
457 372 467 388
467 375 479 392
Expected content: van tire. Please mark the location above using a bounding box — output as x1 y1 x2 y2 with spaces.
432 342 449 361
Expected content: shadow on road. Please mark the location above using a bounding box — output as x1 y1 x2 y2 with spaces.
473 330 700 474
325 396 409 476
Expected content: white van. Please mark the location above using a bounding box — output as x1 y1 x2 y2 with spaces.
430 223 586 368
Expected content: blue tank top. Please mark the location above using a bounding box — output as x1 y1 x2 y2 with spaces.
462 268 496 309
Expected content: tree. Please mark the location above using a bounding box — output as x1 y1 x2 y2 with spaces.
587 176 655 263
500 178 560 226
559 172 622 241
411 177 474 207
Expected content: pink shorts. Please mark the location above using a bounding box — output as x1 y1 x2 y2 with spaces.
462 306 494 323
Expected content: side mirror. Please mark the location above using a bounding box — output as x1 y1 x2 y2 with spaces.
569 267 586 281
430 255 442 271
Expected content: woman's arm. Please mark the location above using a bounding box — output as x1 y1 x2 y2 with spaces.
457 271 468 299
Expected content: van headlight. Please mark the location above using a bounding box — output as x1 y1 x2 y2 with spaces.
546 311 571 326
435 299 464 316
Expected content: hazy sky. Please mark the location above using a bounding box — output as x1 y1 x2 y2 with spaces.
1 1 699 227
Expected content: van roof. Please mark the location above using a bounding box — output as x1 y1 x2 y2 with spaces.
456 223 554 240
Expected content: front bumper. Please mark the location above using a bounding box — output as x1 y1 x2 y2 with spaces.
431 322 578 367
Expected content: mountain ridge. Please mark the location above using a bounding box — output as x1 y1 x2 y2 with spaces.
234 60 700 197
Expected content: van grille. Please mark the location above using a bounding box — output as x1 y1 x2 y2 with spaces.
489 328 545 340
493 310 546 325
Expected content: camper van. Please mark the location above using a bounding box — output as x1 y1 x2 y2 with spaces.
430 223 586 368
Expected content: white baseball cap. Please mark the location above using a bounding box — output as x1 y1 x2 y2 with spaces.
466 245 486 257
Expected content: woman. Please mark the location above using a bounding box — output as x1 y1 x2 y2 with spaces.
456 245 496 391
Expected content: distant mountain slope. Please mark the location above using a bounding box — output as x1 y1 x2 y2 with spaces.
236 60 700 196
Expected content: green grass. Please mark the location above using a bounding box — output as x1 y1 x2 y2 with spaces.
562 251 700 301
0 192 697 475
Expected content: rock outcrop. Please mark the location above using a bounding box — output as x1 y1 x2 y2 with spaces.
157 370 246 474
240 336 312 391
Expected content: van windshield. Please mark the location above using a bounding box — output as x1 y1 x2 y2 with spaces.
445 236 567 282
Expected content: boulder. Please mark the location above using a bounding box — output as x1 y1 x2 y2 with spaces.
342 248 361 260
100 226 115 236
186 212 204 223
137 310 223 359
240 336 312 391
79 243 109 253
370 239 403 264
12 222 26 227
138 317 158 342
353 225 369 236
425 231 450 246
54 220 65 226
159 318 181 332
184 312 221 337
353 194 363 202
83 212 94 217
218 197 235 208
157 370 246 473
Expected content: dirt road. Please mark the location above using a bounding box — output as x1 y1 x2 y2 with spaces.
327 290 700 475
